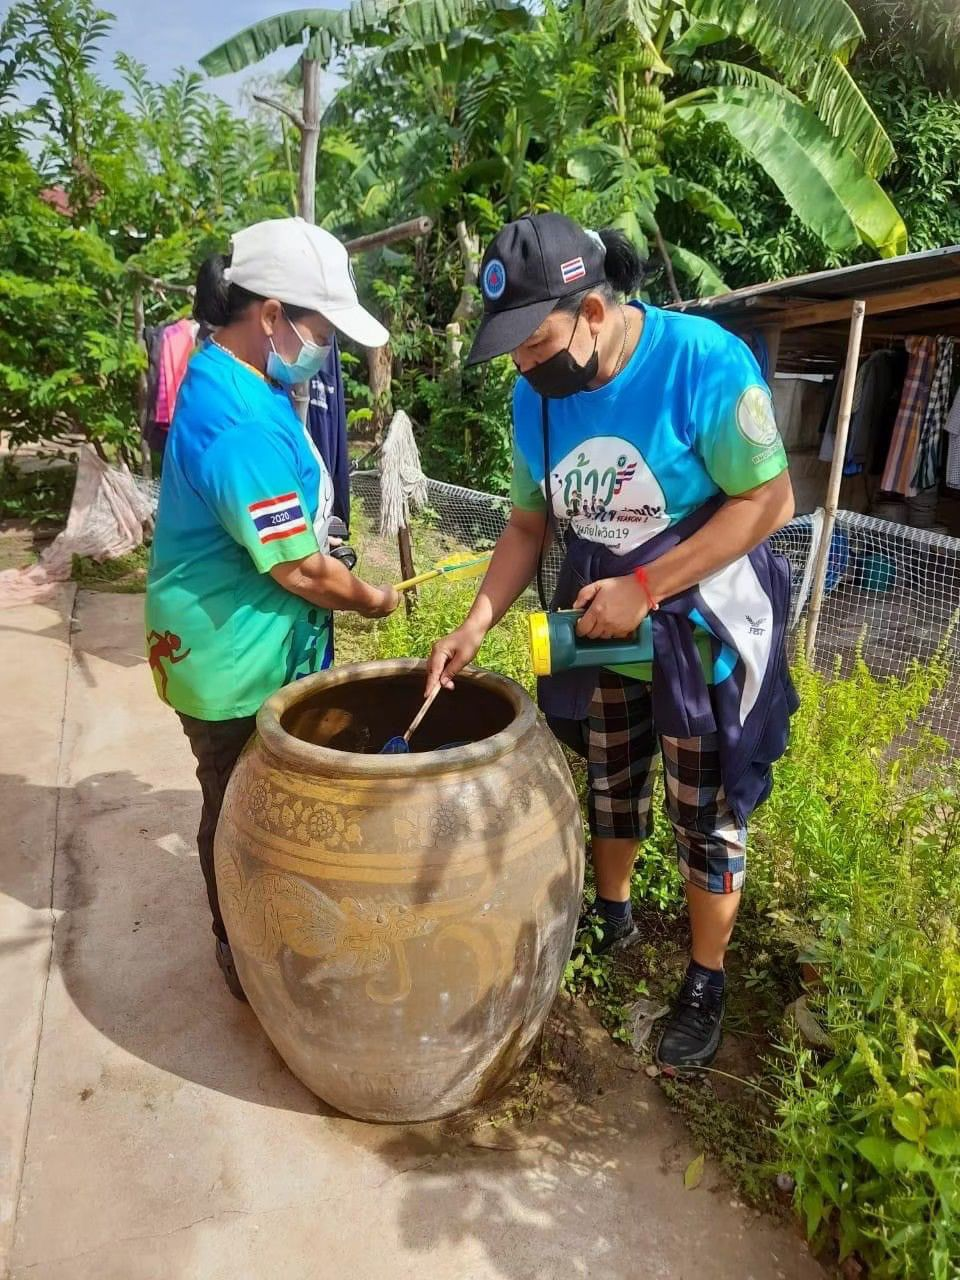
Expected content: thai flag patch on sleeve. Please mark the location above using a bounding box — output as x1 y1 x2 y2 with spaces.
248 492 308 544
560 256 587 284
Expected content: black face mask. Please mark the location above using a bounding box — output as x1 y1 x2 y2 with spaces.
522 310 598 399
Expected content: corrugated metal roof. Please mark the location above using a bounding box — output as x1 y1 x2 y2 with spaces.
673 244 960 321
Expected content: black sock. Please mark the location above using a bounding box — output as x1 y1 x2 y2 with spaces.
595 895 632 927
686 960 725 1000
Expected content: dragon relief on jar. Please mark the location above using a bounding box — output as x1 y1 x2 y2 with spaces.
217 846 437 1003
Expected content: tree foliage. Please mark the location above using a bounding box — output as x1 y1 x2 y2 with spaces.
0 0 295 454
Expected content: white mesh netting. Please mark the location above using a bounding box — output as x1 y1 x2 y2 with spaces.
0 445 158 607
351 469 960 747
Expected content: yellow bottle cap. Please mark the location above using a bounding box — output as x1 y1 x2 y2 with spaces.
528 611 552 677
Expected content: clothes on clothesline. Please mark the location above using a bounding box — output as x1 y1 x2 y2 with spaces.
142 318 200 455
912 337 954 493
945 382 960 491
155 318 198 424
818 349 898 477
306 335 350 530
880 336 951 498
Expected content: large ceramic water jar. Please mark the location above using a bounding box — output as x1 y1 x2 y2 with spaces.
214 659 585 1122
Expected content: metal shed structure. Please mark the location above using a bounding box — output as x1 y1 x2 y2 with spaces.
673 248 960 714
672 244 960 375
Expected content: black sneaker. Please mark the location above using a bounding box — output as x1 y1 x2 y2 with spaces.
656 971 725 1071
216 938 248 1002
575 908 640 956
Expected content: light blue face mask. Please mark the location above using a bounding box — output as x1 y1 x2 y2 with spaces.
267 314 331 386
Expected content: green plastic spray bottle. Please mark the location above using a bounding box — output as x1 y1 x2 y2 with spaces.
528 610 654 676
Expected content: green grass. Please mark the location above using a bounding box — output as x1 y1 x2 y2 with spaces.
71 545 149 593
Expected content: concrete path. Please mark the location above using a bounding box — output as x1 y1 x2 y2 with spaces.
1 591 825 1280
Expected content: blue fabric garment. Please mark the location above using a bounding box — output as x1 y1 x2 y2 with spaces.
538 502 798 826
307 334 350 529
146 342 334 720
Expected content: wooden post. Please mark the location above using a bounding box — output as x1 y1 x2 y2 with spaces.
397 523 417 616
131 283 151 479
298 57 321 225
805 299 867 665
368 342 393 437
296 57 321 424
762 325 782 378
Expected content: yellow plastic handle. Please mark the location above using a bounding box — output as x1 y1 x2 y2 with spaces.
528 612 553 677
394 567 440 592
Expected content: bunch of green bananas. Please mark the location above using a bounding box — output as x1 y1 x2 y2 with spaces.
632 54 665 167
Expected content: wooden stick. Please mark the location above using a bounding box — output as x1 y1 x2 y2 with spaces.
805 299 867 665
344 217 433 257
131 283 151 480
403 683 442 744
129 271 194 297
298 57 321 227
654 225 683 306
397 524 417 616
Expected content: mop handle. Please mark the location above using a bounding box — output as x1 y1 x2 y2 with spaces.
393 552 494 593
394 566 443 591
403 684 442 743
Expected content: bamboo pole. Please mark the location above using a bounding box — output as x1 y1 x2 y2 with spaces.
805 299 867 665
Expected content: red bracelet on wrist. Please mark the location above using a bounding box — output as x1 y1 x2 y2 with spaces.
633 566 660 612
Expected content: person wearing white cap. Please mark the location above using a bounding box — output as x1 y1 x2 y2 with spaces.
145 217 399 999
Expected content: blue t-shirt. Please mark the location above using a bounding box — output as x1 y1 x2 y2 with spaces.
511 304 788 678
146 343 334 720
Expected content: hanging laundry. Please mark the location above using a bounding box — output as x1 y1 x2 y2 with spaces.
141 324 168 455
944 382 960 491
868 346 909 475
142 318 200 459
154 317 198 425
819 350 898 476
306 334 350 529
911 336 954 493
880 336 942 497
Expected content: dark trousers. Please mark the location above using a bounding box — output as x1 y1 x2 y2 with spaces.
177 712 257 942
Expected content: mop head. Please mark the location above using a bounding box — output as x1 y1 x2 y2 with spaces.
379 409 427 537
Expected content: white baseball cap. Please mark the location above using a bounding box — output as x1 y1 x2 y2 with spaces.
223 216 389 348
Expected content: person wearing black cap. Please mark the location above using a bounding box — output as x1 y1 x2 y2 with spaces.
425 212 796 1071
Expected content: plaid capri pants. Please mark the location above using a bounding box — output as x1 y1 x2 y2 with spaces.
587 670 746 894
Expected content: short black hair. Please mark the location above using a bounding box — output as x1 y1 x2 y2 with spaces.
553 227 647 315
193 252 315 327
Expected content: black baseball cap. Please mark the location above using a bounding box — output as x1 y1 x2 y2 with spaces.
465 213 607 366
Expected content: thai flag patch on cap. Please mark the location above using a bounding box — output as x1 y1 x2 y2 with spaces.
560 256 587 284
248 492 308 544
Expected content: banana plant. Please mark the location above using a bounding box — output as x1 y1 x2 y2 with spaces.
201 0 529 222
559 0 907 296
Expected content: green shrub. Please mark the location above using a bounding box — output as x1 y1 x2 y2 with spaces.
368 577 535 696
749 638 960 1276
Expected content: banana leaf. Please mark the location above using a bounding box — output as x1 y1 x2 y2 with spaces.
673 87 907 256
